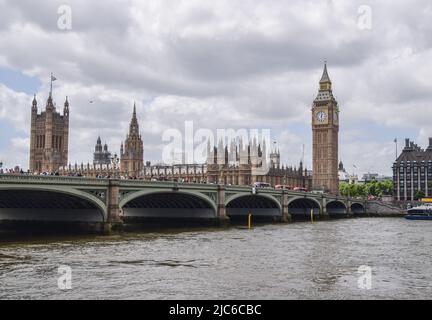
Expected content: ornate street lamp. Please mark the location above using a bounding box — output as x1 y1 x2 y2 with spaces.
110 153 120 179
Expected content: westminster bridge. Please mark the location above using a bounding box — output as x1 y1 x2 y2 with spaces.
0 174 367 232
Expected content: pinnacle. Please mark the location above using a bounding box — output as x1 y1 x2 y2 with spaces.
320 62 331 83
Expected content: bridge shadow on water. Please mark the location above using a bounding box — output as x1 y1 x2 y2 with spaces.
0 219 276 243
0 214 284 240
0 214 373 243
0 222 110 244
0 221 106 238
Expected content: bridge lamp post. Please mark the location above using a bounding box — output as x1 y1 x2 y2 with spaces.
111 153 120 179
348 184 351 199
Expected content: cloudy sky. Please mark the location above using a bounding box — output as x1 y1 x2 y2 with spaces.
0 0 431 176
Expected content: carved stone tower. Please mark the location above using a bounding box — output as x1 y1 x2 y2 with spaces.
29 93 69 173
120 103 144 177
312 63 339 194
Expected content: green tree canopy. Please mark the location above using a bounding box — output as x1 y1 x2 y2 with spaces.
414 190 425 200
339 180 393 198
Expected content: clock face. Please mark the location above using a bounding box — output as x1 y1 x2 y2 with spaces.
333 112 338 122
316 111 327 122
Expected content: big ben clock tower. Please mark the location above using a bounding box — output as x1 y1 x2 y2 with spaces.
312 63 339 194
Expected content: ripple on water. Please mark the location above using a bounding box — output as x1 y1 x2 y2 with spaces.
1 218 432 299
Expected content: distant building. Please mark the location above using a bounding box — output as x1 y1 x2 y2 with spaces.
29 93 69 173
338 161 358 184
361 173 392 183
393 138 432 201
136 138 312 187
120 104 144 178
93 136 111 166
312 63 339 194
204 139 311 188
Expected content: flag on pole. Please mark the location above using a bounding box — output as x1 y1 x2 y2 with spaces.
50 73 57 96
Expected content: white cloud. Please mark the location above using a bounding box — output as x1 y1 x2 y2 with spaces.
1 0 432 176
0 84 30 132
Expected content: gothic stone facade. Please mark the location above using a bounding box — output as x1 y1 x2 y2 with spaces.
142 162 311 189
93 136 112 166
57 101 311 187
203 138 312 188
312 63 339 194
120 104 144 178
29 94 69 173
393 138 432 201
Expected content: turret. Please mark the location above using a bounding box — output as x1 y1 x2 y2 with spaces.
270 147 280 169
427 138 432 152
46 92 54 112
128 102 139 136
32 94 37 113
225 145 229 164
217 138 224 164
95 136 102 152
262 139 267 164
63 96 69 117
206 139 213 164
404 138 410 151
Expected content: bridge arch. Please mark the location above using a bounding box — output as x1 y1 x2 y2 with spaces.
225 193 282 217
120 190 217 219
351 202 366 215
326 200 347 216
0 185 107 222
288 197 322 219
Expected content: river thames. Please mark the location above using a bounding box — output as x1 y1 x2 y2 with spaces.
0 218 431 300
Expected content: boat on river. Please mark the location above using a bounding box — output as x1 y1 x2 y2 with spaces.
405 204 432 220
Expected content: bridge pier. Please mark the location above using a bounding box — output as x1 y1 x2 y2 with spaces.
106 179 123 233
281 192 292 223
217 185 230 226
320 197 330 220
346 200 354 218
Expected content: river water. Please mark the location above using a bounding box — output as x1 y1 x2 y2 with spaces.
0 218 431 300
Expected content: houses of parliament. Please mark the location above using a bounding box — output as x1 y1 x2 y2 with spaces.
29 63 340 193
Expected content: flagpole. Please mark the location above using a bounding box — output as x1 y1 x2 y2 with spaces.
395 138 398 160
50 72 53 96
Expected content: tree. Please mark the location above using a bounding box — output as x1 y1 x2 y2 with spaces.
414 190 425 200
379 180 394 196
339 182 366 198
339 179 394 198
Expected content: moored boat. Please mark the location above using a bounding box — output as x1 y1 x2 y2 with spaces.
405 204 432 220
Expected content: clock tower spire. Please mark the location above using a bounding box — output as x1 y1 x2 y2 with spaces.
320 61 332 90
311 62 339 194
